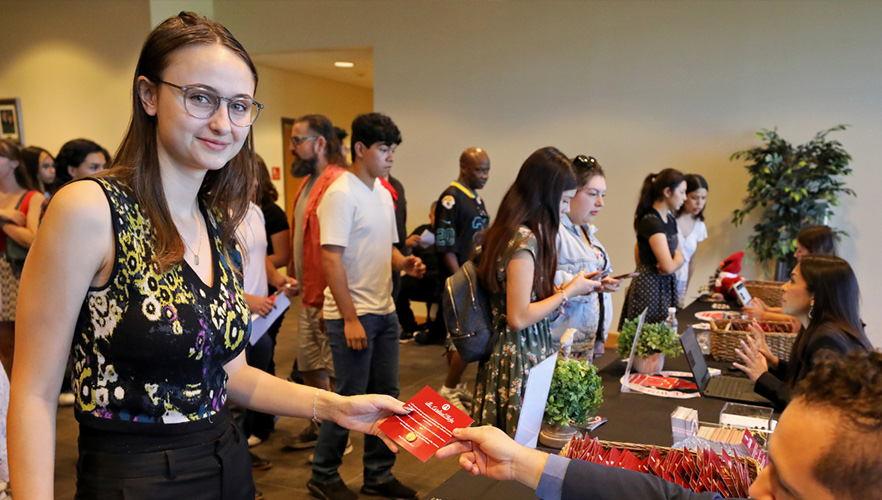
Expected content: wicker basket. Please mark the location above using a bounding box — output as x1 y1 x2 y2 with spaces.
561 438 762 482
709 319 796 362
744 280 785 308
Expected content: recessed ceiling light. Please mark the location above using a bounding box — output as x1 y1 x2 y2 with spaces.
334 61 354 68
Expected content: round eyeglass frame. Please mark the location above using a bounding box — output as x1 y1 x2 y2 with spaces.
157 79 264 127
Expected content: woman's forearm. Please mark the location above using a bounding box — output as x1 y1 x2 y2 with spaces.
8 393 58 499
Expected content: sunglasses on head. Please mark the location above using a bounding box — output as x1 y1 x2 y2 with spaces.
573 155 601 169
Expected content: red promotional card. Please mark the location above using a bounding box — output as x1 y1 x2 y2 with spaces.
379 386 474 462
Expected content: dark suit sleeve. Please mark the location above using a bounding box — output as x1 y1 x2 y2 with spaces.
561 459 727 500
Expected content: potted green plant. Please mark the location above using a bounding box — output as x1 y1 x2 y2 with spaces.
617 319 682 374
539 358 604 448
731 125 855 280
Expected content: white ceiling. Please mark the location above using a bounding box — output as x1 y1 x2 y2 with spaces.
251 46 373 89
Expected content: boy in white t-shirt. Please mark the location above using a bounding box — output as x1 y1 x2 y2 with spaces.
309 113 425 500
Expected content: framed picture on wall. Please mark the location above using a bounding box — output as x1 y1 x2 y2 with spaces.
0 98 24 145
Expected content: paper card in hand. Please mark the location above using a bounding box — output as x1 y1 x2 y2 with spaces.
378 386 474 462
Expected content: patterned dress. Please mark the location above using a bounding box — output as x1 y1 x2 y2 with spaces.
71 177 250 431
472 226 554 436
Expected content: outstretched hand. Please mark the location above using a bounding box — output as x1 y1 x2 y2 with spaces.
330 394 411 453
436 426 548 490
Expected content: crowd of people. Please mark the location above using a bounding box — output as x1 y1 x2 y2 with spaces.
0 10 877 500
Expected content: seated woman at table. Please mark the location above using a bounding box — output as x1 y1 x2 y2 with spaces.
472 147 600 436
743 225 838 321
734 255 872 411
620 169 686 326
549 155 621 360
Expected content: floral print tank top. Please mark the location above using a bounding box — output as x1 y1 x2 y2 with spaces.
71 177 250 431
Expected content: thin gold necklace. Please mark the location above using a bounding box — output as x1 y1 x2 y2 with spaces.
180 210 204 266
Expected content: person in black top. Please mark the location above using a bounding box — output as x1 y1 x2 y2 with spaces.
243 155 293 447
734 255 872 411
620 169 686 326
430 147 490 411
395 202 440 336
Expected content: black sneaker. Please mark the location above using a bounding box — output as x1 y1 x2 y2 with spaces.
361 478 418 499
307 479 359 500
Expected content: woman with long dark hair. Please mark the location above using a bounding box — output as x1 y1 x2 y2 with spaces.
744 224 839 321
20 146 57 199
472 147 600 435
734 255 872 411
675 174 708 307
620 168 686 326
9 13 407 499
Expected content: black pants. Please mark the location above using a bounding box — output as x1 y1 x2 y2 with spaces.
75 421 254 500
394 274 438 333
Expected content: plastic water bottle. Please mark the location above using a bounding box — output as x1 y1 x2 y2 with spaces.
665 307 678 333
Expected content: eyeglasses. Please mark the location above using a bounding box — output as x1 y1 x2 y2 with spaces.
157 80 263 127
573 155 601 169
290 136 319 147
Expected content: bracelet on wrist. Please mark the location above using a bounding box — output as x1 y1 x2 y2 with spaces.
312 388 325 423
556 287 569 313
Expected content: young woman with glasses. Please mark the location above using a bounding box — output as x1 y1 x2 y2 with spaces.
472 147 600 436
8 12 408 500
549 155 622 360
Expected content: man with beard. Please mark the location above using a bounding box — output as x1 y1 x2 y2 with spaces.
283 114 348 451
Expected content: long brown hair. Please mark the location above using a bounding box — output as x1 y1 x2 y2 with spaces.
478 146 576 299
109 11 258 272
797 255 870 354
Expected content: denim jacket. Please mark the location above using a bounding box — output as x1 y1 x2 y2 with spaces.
550 215 613 357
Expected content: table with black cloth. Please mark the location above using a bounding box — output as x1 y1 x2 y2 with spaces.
425 299 748 500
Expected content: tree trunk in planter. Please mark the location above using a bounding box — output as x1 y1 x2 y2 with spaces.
774 259 792 282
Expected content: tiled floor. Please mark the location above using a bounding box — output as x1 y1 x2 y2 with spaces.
53 305 472 499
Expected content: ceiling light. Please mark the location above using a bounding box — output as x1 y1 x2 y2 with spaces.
334 61 354 68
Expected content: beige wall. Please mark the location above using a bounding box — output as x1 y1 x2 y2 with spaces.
0 0 371 207
2 1 880 344
250 63 372 201
0 0 150 155
217 0 882 345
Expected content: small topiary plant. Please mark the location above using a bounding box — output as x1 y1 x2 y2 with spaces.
617 318 682 358
544 358 604 426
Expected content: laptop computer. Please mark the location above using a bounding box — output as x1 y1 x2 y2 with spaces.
680 327 771 406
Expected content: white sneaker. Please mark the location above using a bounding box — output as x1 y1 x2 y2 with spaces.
454 382 473 404
439 385 470 413
247 435 263 447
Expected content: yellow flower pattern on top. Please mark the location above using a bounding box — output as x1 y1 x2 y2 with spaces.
71 178 250 431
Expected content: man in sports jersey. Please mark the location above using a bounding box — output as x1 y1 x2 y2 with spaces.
428 147 490 411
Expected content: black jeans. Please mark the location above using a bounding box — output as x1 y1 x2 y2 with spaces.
75 420 254 500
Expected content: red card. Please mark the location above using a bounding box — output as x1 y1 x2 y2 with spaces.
378 386 474 462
